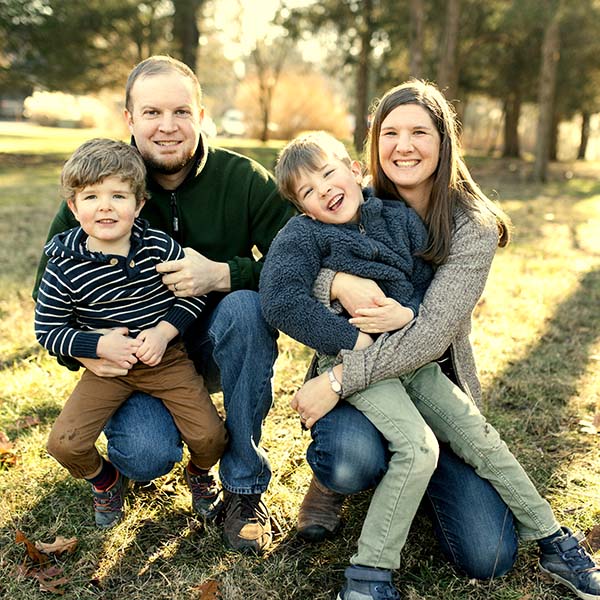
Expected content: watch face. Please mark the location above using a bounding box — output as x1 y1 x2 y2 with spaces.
328 369 342 394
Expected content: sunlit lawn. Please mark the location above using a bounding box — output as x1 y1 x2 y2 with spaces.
0 123 599 599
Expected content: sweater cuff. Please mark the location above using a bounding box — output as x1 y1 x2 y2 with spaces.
339 348 368 398
228 259 241 292
312 268 336 308
163 307 197 334
71 332 103 359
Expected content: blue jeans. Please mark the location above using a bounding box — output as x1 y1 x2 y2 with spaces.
104 290 279 495
307 401 519 580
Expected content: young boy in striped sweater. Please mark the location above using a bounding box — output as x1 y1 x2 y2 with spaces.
35 138 227 528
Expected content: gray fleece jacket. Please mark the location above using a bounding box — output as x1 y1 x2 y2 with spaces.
260 194 432 356
313 205 500 406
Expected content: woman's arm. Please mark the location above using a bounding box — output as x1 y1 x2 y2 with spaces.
327 210 499 397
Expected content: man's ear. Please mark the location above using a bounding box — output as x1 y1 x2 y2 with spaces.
135 197 146 217
67 198 80 221
124 108 134 134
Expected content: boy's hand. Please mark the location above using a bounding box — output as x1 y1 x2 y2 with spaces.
157 247 231 296
135 321 178 366
349 297 414 333
331 272 386 317
291 366 342 429
96 327 142 369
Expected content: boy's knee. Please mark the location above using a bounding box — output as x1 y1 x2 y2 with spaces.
46 428 76 464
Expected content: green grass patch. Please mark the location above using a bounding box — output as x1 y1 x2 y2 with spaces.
1 126 600 599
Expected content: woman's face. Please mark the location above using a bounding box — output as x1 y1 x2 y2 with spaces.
378 103 441 207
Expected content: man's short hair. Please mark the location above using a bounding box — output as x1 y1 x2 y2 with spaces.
61 138 147 205
125 55 202 113
275 131 352 210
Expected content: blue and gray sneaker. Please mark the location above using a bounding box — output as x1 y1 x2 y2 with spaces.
337 565 401 600
91 472 129 529
538 527 600 599
184 468 222 520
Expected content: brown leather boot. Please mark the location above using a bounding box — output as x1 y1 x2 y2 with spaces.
297 475 345 542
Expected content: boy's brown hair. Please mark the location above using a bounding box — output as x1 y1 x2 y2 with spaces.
275 131 353 211
61 138 147 206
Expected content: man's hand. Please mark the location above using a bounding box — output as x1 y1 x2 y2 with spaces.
157 247 231 296
291 366 342 429
349 297 415 333
331 273 387 317
77 356 130 377
136 321 178 366
96 327 141 368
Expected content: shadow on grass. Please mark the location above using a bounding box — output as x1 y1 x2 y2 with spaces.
485 267 600 475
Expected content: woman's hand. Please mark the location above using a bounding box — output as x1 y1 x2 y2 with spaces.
291 371 341 429
349 297 414 333
331 273 387 317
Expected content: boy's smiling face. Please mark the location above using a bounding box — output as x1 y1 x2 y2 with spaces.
68 175 144 255
295 156 364 225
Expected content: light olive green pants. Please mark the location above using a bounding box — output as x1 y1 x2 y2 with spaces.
318 357 560 570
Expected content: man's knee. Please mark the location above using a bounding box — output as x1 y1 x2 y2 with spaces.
213 290 276 340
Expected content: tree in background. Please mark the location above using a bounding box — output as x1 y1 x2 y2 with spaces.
237 69 351 142
533 1 561 182
172 0 206 69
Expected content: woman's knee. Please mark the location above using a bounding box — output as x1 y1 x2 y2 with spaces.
453 536 517 579
308 405 388 495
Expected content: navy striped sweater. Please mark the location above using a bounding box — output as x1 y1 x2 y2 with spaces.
35 218 206 359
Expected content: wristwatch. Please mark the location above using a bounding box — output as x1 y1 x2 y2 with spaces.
327 368 342 396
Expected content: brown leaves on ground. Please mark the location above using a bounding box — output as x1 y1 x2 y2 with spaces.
14 531 79 595
1 416 40 468
0 431 17 467
192 579 222 599
586 524 600 553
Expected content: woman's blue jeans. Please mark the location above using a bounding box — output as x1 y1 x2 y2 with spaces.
308 400 519 580
103 290 279 495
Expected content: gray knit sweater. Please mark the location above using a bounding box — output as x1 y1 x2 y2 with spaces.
313 205 500 406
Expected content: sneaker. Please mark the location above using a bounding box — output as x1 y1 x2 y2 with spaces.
92 472 129 529
337 565 401 600
538 527 600 599
222 491 271 553
297 475 345 542
184 468 222 520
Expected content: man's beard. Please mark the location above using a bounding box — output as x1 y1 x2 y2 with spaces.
144 153 195 175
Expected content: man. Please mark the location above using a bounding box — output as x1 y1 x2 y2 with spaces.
33 55 294 553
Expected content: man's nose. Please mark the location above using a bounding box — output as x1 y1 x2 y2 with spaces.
158 112 177 132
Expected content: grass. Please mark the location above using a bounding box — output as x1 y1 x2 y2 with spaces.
1 123 600 599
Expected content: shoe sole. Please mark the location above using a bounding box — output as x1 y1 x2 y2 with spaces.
297 522 340 543
539 562 598 600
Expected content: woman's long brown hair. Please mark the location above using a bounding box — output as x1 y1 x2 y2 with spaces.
366 80 511 265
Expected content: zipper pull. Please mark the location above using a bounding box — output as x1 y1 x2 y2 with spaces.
358 223 366 235
170 192 179 234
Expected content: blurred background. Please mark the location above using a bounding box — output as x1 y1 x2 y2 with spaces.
2 0 599 178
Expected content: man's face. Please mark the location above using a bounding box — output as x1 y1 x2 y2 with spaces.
124 71 203 176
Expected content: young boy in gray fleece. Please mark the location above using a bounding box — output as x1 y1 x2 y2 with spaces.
260 131 571 600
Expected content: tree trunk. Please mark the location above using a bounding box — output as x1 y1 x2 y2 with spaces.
436 0 460 99
409 0 424 78
577 111 590 160
353 0 373 153
549 112 559 161
533 6 561 182
172 0 203 70
502 91 521 158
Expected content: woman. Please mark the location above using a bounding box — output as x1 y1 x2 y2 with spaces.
290 81 594 595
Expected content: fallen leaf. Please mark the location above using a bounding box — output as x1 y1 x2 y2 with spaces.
593 413 600 429
34 571 69 595
15 530 49 565
36 536 78 557
15 415 41 429
193 579 221 599
586 524 600 552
